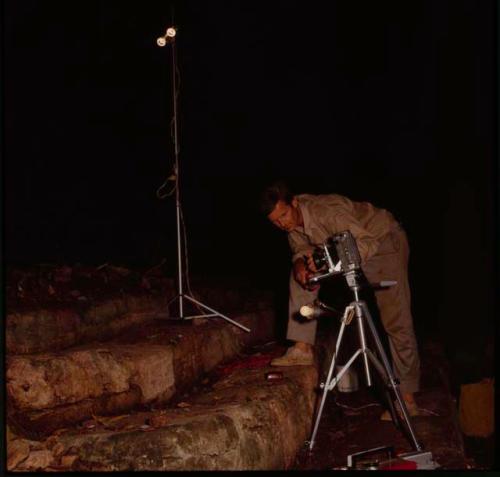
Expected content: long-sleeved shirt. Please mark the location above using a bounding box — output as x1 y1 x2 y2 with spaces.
288 194 398 264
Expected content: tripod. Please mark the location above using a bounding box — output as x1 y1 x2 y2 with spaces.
307 269 422 452
156 26 250 333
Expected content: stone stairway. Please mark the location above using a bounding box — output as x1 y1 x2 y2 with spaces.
6 267 318 471
5 265 470 471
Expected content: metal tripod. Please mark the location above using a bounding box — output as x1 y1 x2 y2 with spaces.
157 25 250 333
307 269 422 452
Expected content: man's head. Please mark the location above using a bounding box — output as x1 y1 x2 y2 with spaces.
260 180 303 232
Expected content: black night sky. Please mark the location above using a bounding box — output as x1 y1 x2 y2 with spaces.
3 1 497 371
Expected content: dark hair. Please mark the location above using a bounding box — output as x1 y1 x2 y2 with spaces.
259 180 294 215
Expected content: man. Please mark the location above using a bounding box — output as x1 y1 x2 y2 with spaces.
260 180 420 419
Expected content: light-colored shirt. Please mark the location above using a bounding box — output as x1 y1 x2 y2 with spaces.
288 194 397 264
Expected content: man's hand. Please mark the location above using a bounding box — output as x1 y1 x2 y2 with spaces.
293 258 308 287
293 258 320 291
303 251 319 274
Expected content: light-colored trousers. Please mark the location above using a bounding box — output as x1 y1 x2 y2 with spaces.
287 225 420 393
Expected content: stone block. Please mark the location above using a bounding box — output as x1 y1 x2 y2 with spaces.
26 365 317 471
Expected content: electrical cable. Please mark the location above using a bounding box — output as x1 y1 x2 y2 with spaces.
334 396 382 411
156 173 177 199
156 75 180 199
333 396 440 416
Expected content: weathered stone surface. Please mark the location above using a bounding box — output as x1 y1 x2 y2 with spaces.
7 344 175 412
8 386 144 440
34 365 317 471
6 309 83 355
6 294 173 355
6 431 57 472
6 309 274 437
192 365 318 469
7 438 31 469
6 276 273 355
17 449 55 471
6 275 284 468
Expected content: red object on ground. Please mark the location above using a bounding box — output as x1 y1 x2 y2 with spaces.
216 353 280 377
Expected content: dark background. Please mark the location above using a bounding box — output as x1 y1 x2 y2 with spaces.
3 1 497 380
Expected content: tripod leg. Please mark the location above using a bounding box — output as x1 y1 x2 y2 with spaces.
308 314 349 451
363 348 402 429
386 391 401 429
183 295 251 332
354 303 372 386
360 302 422 452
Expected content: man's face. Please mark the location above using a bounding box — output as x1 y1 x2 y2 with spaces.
268 198 302 232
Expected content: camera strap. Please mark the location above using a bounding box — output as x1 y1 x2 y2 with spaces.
343 305 356 325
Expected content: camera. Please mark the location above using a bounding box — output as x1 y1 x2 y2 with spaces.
330 230 362 272
309 230 362 285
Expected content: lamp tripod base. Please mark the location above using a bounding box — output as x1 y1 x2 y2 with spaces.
166 292 251 333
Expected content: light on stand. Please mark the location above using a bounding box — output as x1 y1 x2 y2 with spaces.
155 25 250 333
157 27 177 47
300 300 341 320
